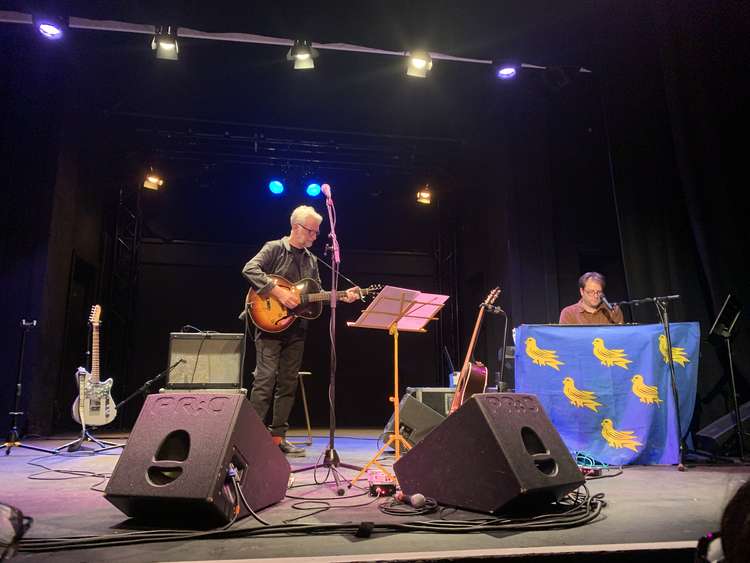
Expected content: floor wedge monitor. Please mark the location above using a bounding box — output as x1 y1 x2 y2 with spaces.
382 393 446 447
394 393 584 514
105 393 290 525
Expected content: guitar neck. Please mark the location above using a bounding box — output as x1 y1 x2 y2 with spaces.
305 290 354 303
461 307 486 367
91 324 100 384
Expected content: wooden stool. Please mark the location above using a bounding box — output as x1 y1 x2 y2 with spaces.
290 371 313 446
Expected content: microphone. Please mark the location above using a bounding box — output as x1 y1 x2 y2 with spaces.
601 294 614 311
395 491 426 508
321 183 331 199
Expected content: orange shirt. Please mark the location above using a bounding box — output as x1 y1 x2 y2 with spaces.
559 300 624 325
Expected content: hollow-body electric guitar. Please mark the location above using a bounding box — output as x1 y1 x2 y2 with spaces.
71 305 117 426
246 274 381 333
449 287 501 414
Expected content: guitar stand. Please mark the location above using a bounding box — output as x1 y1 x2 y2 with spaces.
56 428 122 454
58 368 124 454
1 320 58 456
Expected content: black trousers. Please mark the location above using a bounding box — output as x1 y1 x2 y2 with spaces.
249 327 306 438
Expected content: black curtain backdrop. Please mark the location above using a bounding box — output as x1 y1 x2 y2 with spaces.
1 1 748 438
607 2 750 428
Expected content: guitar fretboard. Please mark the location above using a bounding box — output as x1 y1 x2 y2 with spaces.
91 324 100 384
304 290 354 304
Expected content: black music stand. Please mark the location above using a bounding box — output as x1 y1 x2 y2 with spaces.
708 294 747 460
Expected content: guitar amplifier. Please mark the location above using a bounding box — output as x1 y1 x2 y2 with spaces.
406 387 455 417
406 386 499 417
165 332 245 390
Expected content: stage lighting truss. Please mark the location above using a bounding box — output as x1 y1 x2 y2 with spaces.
151 25 179 60
286 39 318 70
1 10 501 78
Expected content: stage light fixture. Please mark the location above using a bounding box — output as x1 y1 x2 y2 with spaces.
286 39 318 70
268 180 285 195
306 183 321 197
494 62 549 80
496 65 517 79
406 51 433 78
416 184 432 205
143 169 165 190
151 26 179 60
33 15 66 40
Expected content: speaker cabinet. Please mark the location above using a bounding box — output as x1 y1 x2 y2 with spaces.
695 401 750 455
105 393 290 525
394 393 584 514
383 393 446 447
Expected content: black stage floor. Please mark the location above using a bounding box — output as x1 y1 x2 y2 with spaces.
1 429 747 562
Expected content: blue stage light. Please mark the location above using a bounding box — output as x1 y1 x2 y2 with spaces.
306 183 321 197
268 180 285 194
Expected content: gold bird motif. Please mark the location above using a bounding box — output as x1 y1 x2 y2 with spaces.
562 377 602 412
658 334 690 367
525 337 564 371
601 418 643 452
592 337 632 369
631 374 662 405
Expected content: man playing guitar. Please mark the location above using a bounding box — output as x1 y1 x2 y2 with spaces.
242 205 360 456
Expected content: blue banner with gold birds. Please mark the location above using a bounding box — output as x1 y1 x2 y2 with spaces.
515 322 699 465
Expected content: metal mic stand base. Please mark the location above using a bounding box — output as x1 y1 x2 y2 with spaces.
292 448 362 496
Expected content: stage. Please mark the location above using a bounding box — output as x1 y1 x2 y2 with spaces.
1 429 746 562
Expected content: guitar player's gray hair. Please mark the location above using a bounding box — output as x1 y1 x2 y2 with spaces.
290 205 323 226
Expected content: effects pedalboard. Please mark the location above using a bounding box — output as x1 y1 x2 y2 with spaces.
367 470 396 496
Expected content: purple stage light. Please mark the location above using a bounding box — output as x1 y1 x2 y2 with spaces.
37 20 64 40
496 66 517 79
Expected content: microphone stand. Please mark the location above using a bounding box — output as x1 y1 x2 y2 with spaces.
115 359 185 412
293 186 360 495
486 305 509 392
1 320 57 455
616 295 687 470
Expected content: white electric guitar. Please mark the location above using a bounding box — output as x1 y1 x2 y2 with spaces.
71 305 117 426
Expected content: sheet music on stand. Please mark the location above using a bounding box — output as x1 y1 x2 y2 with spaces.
347 285 449 333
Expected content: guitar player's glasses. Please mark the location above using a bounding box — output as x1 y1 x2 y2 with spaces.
296 224 320 236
